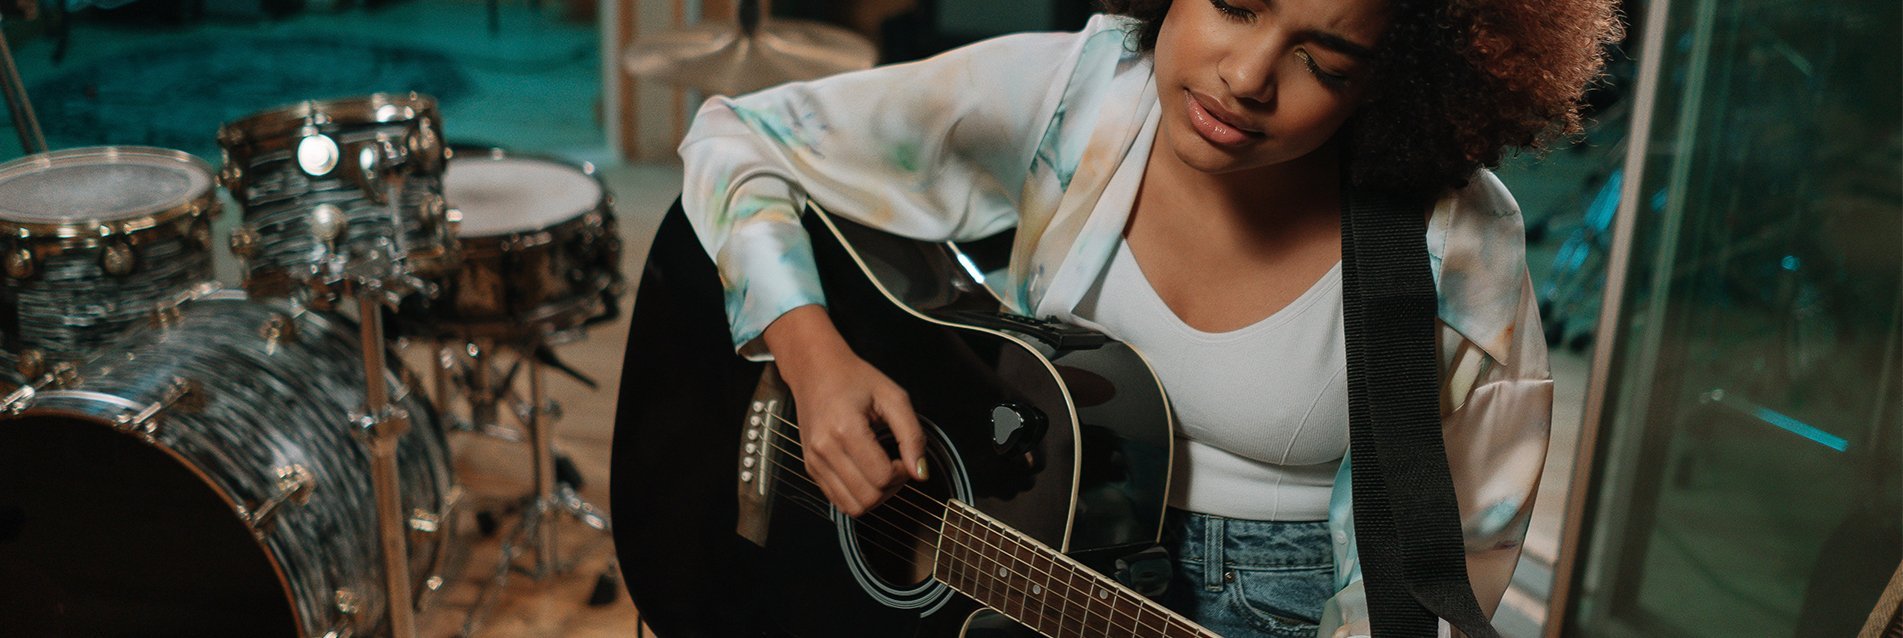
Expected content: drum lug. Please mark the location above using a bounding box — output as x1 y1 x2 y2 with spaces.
409 118 444 174
113 376 197 433
323 588 362 638
4 358 77 413
260 313 299 347
217 150 244 190
230 226 259 259
310 203 347 244
101 241 137 277
5 245 33 279
246 464 315 533
190 216 215 251
150 304 184 330
14 348 46 380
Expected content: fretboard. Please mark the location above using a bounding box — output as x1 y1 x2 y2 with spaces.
932 500 1218 638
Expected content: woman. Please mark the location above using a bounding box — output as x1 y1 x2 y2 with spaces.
676 0 1620 635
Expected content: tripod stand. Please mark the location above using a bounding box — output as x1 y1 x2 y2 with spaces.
434 335 619 636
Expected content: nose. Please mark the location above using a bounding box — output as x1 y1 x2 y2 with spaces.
1220 50 1278 106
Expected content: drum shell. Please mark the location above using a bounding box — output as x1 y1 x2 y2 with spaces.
218 93 457 295
0 295 450 637
0 147 220 370
405 149 625 340
422 207 622 338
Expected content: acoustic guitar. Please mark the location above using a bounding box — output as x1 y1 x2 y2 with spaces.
612 200 1218 637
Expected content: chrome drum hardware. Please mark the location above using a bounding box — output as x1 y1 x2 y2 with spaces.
0 146 220 374
0 293 453 637
218 93 457 300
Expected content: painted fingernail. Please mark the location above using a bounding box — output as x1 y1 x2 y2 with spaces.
916 458 930 481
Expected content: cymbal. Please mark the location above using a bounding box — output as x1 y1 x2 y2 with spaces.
622 18 877 97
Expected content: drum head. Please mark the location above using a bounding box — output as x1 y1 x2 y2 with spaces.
445 156 601 237
0 147 213 225
0 416 297 636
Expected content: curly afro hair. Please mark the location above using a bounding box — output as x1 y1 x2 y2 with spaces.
1101 0 1625 195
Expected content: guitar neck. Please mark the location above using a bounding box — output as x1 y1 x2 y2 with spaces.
932 500 1217 638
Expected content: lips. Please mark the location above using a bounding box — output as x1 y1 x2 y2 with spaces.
1194 93 1260 132
1184 91 1262 147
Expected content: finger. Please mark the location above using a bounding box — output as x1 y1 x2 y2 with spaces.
837 414 904 491
809 426 886 515
808 453 869 517
803 453 850 514
877 389 928 481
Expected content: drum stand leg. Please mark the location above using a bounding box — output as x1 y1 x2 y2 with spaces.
442 340 526 443
458 338 620 637
352 280 419 638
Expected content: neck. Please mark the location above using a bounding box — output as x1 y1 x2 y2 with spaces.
1138 134 1344 251
1147 135 1342 217
932 500 1218 637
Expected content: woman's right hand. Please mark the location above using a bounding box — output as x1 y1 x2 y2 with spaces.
764 305 927 517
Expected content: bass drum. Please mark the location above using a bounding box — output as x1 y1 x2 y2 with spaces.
0 292 452 637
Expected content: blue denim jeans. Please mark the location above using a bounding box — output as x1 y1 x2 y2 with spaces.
1155 508 1336 638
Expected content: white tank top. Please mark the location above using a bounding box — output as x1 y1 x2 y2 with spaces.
1073 238 1349 521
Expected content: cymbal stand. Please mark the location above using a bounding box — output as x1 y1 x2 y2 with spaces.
0 10 48 155
453 337 617 637
347 273 419 638
335 167 431 638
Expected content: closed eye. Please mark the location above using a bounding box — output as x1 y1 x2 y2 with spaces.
1295 49 1350 87
1208 0 1255 23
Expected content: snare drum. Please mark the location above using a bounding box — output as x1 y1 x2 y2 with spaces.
219 93 457 297
408 148 623 340
0 293 453 637
0 146 219 376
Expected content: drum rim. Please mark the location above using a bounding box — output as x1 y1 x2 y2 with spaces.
444 144 611 242
2 405 307 634
219 92 440 140
0 146 219 240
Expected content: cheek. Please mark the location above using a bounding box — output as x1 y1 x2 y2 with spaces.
1273 86 1360 143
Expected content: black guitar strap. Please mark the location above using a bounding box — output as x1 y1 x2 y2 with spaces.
1339 177 1501 638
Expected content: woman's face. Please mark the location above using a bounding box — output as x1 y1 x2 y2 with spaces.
1152 0 1389 175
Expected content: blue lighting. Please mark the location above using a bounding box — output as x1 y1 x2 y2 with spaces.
1781 255 1801 271
1752 406 1849 452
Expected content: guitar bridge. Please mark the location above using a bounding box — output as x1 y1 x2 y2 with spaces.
736 363 790 546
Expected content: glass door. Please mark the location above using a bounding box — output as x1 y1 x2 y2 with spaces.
1558 0 1902 634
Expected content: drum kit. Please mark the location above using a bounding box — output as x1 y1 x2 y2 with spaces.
0 92 625 637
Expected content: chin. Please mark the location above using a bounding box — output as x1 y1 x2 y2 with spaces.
1169 131 1267 175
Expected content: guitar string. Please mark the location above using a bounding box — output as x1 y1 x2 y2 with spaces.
752 453 1098 632
756 450 1194 637
757 415 1188 636
758 413 1190 636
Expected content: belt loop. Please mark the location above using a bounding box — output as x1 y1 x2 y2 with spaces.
1203 514 1226 591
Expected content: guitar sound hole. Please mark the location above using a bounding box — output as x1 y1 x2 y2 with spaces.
834 419 970 611
860 439 959 590
854 456 955 588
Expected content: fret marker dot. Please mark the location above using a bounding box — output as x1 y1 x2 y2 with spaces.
1031 585 1042 595
997 568 1008 578
1097 588 1108 599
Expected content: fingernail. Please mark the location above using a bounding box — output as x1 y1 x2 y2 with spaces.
916 458 930 481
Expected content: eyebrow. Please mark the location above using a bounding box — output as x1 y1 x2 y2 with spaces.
1298 29 1378 60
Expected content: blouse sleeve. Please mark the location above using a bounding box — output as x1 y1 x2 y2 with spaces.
677 17 1118 360
1319 271 1554 638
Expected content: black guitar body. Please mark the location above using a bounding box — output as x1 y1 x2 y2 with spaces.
613 201 1174 637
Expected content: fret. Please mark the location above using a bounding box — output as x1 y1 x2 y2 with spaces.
1133 599 1162 637
936 501 1215 638
1012 535 1049 634
1059 561 1091 638
997 528 1025 629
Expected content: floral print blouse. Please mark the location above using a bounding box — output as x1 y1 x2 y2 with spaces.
677 14 1553 638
